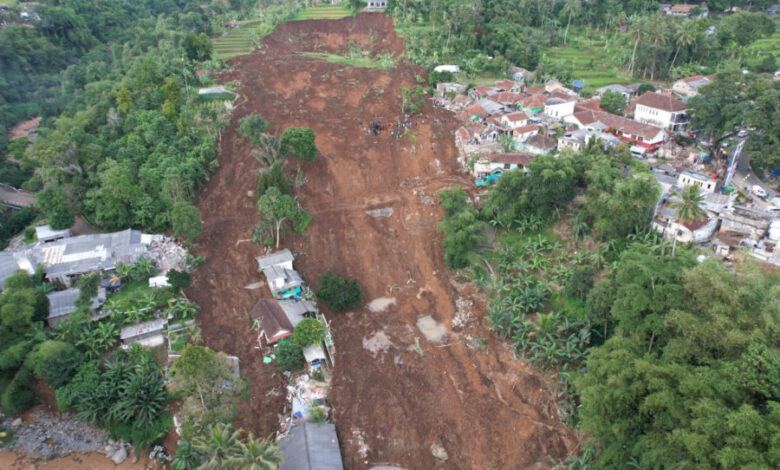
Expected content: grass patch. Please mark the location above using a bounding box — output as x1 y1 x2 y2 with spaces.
749 20 780 56
108 280 175 311
293 4 352 21
300 51 397 70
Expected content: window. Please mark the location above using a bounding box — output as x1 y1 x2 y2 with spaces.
504 163 511 170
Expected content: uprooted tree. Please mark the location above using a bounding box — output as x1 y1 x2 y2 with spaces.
257 187 311 249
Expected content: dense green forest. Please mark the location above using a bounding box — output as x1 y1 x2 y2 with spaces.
0 0 270 233
387 0 777 81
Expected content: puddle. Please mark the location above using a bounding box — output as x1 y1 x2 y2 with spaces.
367 297 396 312
362 331 393 354
416 315 447 342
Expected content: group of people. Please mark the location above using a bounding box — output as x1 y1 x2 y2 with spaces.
359 112 426 138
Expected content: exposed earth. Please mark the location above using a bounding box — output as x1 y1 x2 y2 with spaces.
188 13 577 469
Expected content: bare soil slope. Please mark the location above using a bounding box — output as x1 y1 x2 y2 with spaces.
189 13 576 469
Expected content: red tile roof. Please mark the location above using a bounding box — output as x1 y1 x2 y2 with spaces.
548 90 577 102
493 79 518 91
571 110 600 126
473 86 498 96
459 104 486 121
519 95 546 109
524 86 545 96
249 300 294 344
504 111 529 122
575 98 602 113
490 91 522 105
636 92 686 112
514 123 540 134
598 112 665 141
681 217 710 232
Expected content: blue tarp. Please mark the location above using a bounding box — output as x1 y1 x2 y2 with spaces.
571 80 584 89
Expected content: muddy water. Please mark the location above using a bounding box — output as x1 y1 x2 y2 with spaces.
0 452 151 470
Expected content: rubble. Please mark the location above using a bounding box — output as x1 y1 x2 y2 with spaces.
146 236 188 273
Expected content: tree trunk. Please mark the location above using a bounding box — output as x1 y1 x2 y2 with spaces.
564 15 571 45
647 331 655 353
630 38 640 74
669 44 681 75
275 220 282 249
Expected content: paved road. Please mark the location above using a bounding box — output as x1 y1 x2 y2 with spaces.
0 185 37 209
734 139 776 200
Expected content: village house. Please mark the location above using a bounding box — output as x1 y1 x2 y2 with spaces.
672 74 714 97
46 287 107 327
493 79 521 92
365 0 387 10
596 84 635 101
511 123 541 142
634 92 689 132
510 66 534 82
249 299 295 345
435 82 467 98
718 205 774 244
120 318 167 348
35 225 71 243
544 79 564 93
433 64 460 74
654 208 718 244
477 98 505 116
452 95 475 109
665 3 708 17
558 128 621 152
596 112 666 151
677 169 717 193
458 104 486 121
517 94 547 115
544 96 577 119
279 422 344 470
497 111 529 130
469 86 498 99
521 134 557 155
488 91 523 108
256 249 304 299
473 153 534 181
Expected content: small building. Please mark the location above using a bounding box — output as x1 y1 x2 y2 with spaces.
249 299 295 345
469 86 498 99
544 79 564 93
279 422 344 470
666 3 708 17
666 217 718 244
510 66 534 82
522 134 557 155
493 79 520 92
120 318 167 347
476 98 505 116
458 104 486 121
719 206 774 243
558 128 621 152
597 112 666 151
677 169 717 193
46 287 107 327
435 82 466 97
365 0 387 10
256 249 304 299
302 343 328 369
672 75 714 97
35 225 72 243
433 64 460 74
596 84 634 100
517 94 546 114
197 86 236 100
634 92 688 132
474 153 534 181
488 91 523 107
279 299 318 327
544 97 576 119
511 123 540 142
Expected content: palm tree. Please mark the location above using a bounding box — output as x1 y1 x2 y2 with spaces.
250 134 284 168
669 20 697 75
193 424 243 470
646 13 670 80
561 0 581 45
225 433 282 470
628 18 645 75
669 184 706 255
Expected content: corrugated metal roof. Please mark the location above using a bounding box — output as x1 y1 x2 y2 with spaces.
280 422 344 470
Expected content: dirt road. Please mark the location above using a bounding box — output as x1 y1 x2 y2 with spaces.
189 13 576 469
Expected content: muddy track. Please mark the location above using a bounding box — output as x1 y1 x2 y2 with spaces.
188 13 576 469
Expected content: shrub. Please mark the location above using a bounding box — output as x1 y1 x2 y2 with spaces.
1 367 35 414
565 265 595 299
281 127 318 161
315 272 362 312
275 340 304 370
293 318 326 346
237 114 269 146
29 340 83 388
167 269 191 291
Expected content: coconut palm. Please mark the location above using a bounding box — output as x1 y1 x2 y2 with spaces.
250 134 284 168
669 20 698 75
224 433 282 470
670 185 706 223
628 18 645 75
561 0 581 45
193 424 243 470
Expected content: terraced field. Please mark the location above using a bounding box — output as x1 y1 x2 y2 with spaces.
212 19 265 60
292 3 352 21
750 23 780 57
545 34 634 91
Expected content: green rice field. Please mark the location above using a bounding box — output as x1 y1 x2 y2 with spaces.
212 19 266 60
292 4 352 21
544 33 634 91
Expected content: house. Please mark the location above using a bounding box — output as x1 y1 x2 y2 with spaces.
488 91 523 107
596 84 634 100
458 104 486 121
522 134 557 154
256 249 304 299
767 5 780 15
558 128 621 152
477 98 505 116
0 229 161 288
517 94 546 114
303 343 328 369
655 211 718 244
498 111 529 130
672 75 714 97
677 169 717 193
511 123 540 142
718 206 774 248
365 0 387 9
544 97 576 119
544 80 564 93
510 66 534 82
596 112 666 151
469 86 498 99
451 95 475 109
634 92 688 132
473 153 534 180
574 98 603 113
523 86 545 96
250 299 295 345
435 82 467 97
46 287 107 327
666 3 708 17
279 422 344 470
120 318 167 347
35 225 72 243
279 299 318 327
493 79 520 92
433 64 460 74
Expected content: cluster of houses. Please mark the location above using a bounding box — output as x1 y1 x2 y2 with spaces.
438 73 693 185
436 65 780 266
